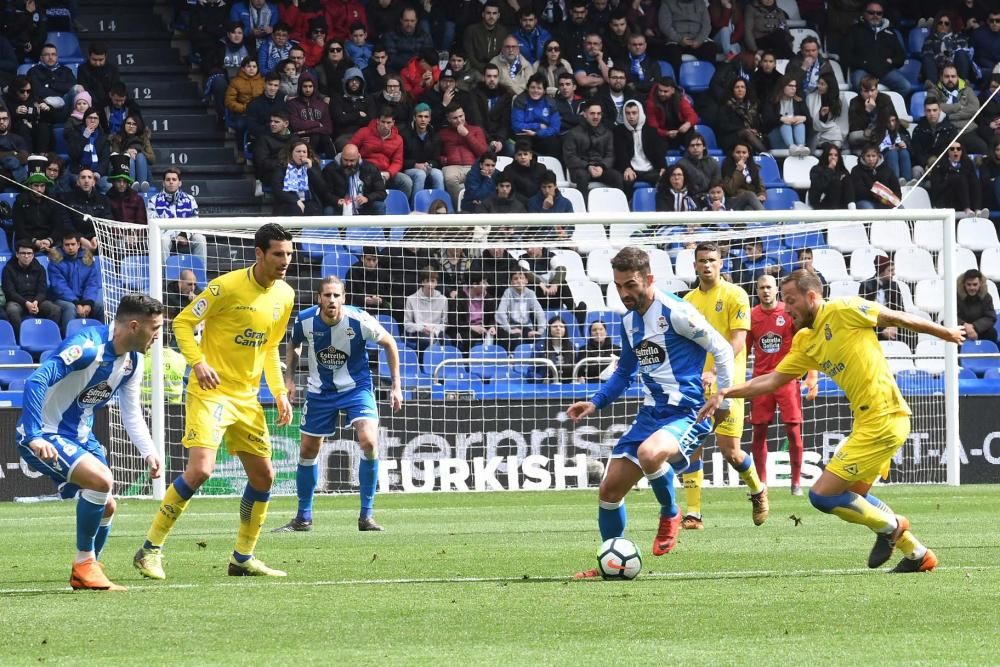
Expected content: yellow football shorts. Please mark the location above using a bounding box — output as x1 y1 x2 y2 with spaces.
826 413 911 484
182 391 271 458
713 397 745 438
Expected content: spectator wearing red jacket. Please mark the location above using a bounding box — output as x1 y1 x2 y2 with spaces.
644 77 698 151
325 0 368 42
350 110 413 197
401 48 441 101
280 0 325 43
438 104 489 206
287 72 335 157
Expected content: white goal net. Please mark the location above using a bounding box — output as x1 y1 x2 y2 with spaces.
91 209 960 498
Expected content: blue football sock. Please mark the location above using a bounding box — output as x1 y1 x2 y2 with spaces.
359 457 379 519
173 476 196 500
646 466 678 518
734 452 753 473
598 499 626 540
76 489 109 553
297 457 319 522
94 518 112 559
682 458 704 475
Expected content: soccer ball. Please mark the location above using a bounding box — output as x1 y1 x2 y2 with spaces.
597 537 642 580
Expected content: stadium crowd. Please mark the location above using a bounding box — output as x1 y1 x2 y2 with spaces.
0 0 998 370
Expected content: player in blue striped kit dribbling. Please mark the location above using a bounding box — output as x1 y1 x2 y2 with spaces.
274 276 403 533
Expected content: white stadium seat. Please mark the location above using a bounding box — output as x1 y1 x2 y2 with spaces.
827 223 869 253
549 249 587 282
605 283 626 313
782 155 818 190
936 247 977 279
957 217 999 251
913 278 944 314
912 219 943 252
537 155 571 187
674 248 697 283
849 246 887 280
568 279 606 311
869 220 913 252
881 340 916 374
899 185 931 209
571 223 607 254
586 247 614 284
980 248 1000 282
646 247 674 280
561 187 587 213
587 187 630 213
828 279 859 298
915 338 946 375
892 246 936 283
811 248 850 281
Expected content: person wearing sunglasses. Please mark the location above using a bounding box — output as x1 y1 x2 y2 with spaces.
921 11 975 83
840 1 910 95
970 12 1000 77
927 142 989 219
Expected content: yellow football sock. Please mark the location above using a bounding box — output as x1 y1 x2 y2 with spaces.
738 463 765 495
146 481 192 547
828 493 895 532
895 530 926 559
234 485 270 557
683 469 703 517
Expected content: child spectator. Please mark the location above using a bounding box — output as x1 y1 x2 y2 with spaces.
496 269 546 349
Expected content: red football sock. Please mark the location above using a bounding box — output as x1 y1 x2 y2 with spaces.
786 422 803 486
751 423 769 484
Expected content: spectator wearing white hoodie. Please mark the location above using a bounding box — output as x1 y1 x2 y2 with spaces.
495 269 546 350
404 266 449 353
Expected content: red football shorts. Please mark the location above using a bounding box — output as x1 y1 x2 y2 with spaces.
750 379 802 425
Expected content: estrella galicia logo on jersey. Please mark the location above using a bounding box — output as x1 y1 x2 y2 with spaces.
657 315 668 331
634 340 666 372
234 328 267 347
824 323 833 340
317 346 347 369
193 298 208 318
760 332 782 354
715 299 723 312
77 381 114 406
59 344 83 366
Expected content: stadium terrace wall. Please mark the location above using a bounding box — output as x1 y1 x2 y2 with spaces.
2 398 998 500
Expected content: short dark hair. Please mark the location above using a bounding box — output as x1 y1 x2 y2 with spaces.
781 268 824 295
270 109 290 121
349 21 366 33
695 241 720 256
255 223 293 252
496 172 513 185
16 239 35 252
88 42 108 56
378 106 395 119
62 229 81 242
226 20 243 32
518 6 536 18
116 294 164 321
514 138 534 154
265 71 281 84
557 71 575 82
527 73 547 88
420 267 439 283
540 169 557 185
484 63 500 74
610 246 650 274
109 81 127 97
163 166 182 179
963 268 984 282
274 21 292 33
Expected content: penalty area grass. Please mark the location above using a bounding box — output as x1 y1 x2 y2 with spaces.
0 485 998 665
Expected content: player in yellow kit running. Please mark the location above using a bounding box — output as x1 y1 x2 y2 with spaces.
699 270 965 572
134 223 296 579
682 242 768 528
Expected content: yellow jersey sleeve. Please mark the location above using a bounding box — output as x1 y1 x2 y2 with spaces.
775 330 817 377
725 283 751 333
831 296 882 330
173 267 295 399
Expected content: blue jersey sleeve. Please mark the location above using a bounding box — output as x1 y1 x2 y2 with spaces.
590 338 637 410
20 340 98 441
292 314 305 348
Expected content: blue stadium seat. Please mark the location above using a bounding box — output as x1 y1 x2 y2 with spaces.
39 349 57 362
754 153 786 188
7 378 26 391
0 320 15 348
764 187 799 210
511 342 541 379
164 254 207 285
907 27 929 55
120 254 151 291
66 318 101 338
344 225 387 251
899 59 921 88
657 60 675 79
381 346 428 389
19 318 62 356
694 124 724 157
895 369 943 395
385 189 410 215
0 390 24 407
376 314 400 340
422 343 464 379
958 366 976 379
413 188 453 213
678 60 714 94
46 32 84 63
320 248 357 280
299 227 342 260
985 367 1000 380
468 343 509 380
782 226 825 250
909 91 927 121
584 311 622 347
960 340 1000 377
0 192 17 227
0 348 34 388
53 125 68 158
632 187 656 212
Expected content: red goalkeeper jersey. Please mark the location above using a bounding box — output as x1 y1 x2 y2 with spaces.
749 303 796 377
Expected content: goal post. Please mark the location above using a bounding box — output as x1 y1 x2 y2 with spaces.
92 208 960 499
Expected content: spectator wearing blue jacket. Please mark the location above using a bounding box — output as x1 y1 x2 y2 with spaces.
526 169 573 213
510 74 562 157
256 22 295 75
230 0 280 51
512 8 551 64
47 230 104 331
460 152 498 212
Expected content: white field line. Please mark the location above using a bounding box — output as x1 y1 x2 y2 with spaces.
1 565 997 596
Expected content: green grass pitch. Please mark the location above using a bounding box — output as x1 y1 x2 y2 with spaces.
1 485 998 665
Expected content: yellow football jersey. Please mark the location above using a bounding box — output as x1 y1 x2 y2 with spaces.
776 297 910 423
684 280 750 379
173 266 294 400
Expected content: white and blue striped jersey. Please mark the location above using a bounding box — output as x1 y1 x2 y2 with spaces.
591 290 735 411
292 305 388 395
16 325 154 456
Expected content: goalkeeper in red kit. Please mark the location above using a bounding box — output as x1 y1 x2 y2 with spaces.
748 275 817 495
